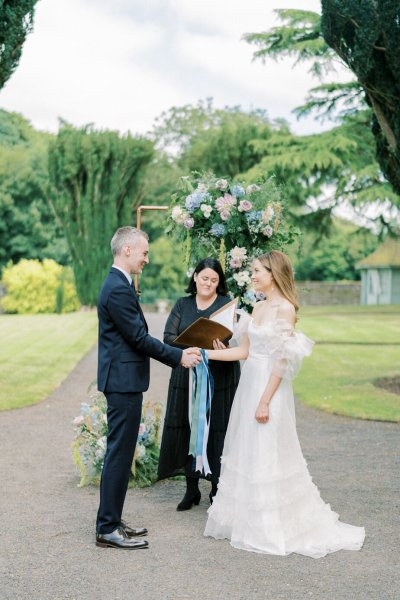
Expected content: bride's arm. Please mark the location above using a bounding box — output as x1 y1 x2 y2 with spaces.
207 334 249 361
255 375 282 423
255 303 296 424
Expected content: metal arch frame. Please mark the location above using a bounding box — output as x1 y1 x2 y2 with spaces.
134 205 168 292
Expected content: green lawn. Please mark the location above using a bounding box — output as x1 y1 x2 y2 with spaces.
295 305 400 422
0 312 98 410
1 305 399 421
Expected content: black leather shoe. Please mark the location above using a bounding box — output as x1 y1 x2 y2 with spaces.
120 520 148 537
176 490 201 511
96 527 149 549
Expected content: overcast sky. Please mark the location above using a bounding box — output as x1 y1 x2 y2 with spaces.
0 0 350 137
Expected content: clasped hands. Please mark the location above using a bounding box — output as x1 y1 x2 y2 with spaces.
180 338 228 368
180 347 202 369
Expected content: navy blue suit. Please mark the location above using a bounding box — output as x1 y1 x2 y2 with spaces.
96 267 182 533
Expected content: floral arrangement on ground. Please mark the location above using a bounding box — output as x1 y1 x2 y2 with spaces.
167 172 299 310
72 386 161 488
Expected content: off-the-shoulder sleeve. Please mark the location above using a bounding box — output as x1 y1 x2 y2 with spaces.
270 319 314 380
229 309 251 347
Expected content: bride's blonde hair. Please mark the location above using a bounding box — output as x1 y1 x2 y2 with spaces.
257 251 299 316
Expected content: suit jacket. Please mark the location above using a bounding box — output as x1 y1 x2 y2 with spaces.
97 267 182 393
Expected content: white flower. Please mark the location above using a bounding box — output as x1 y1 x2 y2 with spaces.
200 204 213 218
233 271 251 287
246 184 260 194
197 183 209 193
262 205 274 223
229 246 247 261
263 225 273 237
73 415 85 426
172 206 190 225
102 413 107 424
215 178 229 190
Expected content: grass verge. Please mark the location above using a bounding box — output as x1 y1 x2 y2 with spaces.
0 312 97 410
295 305 400 422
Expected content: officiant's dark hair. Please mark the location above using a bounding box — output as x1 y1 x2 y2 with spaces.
186 258 228 296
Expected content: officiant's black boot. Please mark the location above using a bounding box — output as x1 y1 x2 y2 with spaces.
177 477 201 511
209 481 218 504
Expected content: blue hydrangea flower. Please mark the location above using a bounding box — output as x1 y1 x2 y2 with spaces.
210 223 226 237
185 191 210 212
245 210 263 222
230 184 245 199
245 290 256 302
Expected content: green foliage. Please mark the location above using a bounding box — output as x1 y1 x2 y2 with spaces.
180 109 272 177
0 110 70 271
321 0 400 195
139 236 187 303
297 305 400 422
0 1 38 89
48 123 154 305
1 258 80 314
244 9 333 77
153 101 272 177
244 9 400 233
291 219 380 281
72 391 161 488
0 312 98 410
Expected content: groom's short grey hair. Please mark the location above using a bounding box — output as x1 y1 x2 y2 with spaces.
110 227 149 257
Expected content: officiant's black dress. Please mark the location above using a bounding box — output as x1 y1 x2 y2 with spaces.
157 295 240 484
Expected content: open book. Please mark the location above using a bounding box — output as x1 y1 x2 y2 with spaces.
174 298 237 350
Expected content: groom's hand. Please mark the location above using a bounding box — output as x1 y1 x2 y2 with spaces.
181 347 201 368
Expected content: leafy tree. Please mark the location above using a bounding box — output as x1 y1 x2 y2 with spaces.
139 236 187 303
152 100 272 176
48 123 154 306
244 9 399 233
0 1 38 89
0 110 69 272
291 218 379 281
321 0 400 195
180 108 272 178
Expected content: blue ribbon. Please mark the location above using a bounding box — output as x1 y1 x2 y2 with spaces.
188 349 214 475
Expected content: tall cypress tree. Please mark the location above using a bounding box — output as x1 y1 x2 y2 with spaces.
48 124 154 306
0 0 38 89
321 0 400 194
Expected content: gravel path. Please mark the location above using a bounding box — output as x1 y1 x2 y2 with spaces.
1 313 398 600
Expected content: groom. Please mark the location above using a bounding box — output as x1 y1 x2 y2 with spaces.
96 226 200 549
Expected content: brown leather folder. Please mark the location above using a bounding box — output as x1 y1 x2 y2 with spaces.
174 299 237 349
174 318 232 350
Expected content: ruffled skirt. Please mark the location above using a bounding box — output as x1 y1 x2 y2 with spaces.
204 356 365 558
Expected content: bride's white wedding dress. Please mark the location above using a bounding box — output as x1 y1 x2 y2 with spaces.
204 313 365 558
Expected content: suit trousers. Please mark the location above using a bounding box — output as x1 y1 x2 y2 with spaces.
96 392 143 534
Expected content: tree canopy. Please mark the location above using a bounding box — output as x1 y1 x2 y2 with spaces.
244 8 399 234
321 0 400 195
0 1 38 90
48 123 154 305
0 110 69 271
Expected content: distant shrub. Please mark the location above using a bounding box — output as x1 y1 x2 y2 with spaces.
1 259 80 314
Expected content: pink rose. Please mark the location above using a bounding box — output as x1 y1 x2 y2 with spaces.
238 200 252 212
220 209 231 221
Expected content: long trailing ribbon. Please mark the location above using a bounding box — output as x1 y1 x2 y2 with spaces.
188 349 214 476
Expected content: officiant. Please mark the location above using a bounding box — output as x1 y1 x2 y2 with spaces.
157 258 240 510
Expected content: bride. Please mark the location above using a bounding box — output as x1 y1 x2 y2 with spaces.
204 251 365 558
